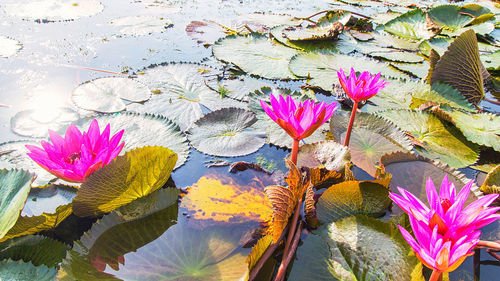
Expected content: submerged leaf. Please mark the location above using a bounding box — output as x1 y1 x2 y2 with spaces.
72 146 177 217
187 108 266 157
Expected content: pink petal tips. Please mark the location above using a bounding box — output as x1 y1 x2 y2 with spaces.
259 93 339 141
26 119 125 183
337 67 388 103
390 176 500 273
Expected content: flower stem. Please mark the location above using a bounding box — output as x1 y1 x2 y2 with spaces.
477 240 500 249
429 270 442 281
344 101 358 146
291 139 300 165
275 221 303 281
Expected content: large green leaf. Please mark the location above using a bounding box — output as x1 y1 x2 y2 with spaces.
0 169 34 241
282 21 344 41
72 77 151 113
296 140 350 172
364 79 417 112
380 152 481 215
72 146 177 217
74 112 189 169
330 112 413 176
213 33 299 79
0 235 68 267
410 82 476 112
130 63 244 131
109 16 173 36
430 29 484 104
376 110 479 168
10 107 80 138
427 5 474 34
316 180 391 224
481 50 500 70
391 61 430 79
0 259 56 281
448 111 500 152
289 52 408 91
384 9 436 41
289 215 424 281
187 108 266 157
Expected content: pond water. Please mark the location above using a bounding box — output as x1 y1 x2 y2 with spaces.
0 0 499 280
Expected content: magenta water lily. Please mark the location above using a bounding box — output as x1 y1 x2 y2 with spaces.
390 176 500 278
337 68 387 146
26 119 125 183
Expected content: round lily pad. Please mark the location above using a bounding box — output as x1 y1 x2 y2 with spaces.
213 33 299 80
289 215 424 281
390 61 430 79
481 50 500 71
72 77 151 113
369 51 423 63
330 112 412 176
289 52 408 91
270 25 340 53
0 259 56 281
282 22 344 41
0 235 68 267
130 63 244 131
376 110 479 168
187 108 266 157
74 112 189 169
3 0 104 21
241 13 302 28
21 185 77 217
448 111 500 152
364 79 418 112
427 5 474 34
410 82 476 112
10 107 80 138
384 9 436 41
296 141 350 172
0 36 22 58
217 77 275 101
110 16 173 36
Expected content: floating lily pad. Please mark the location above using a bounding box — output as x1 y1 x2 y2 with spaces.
0 169 34 241
270 25 340 53
381 152 480 215
187 108 266 157
0 259 56 281
213 34 299 80
21 184 77 217
370 11 402 25
296 141 350 172
390 61 430 79
109 16 173 36
430 29 484 104
241 13 302 28
376 110 479 168
282 21 344 41
385 9 436 41
369 51 423 63
10 108 80 138
427 5 474 35
330 112 412 176
72 77 151 113
481 50 500 70
3 0 104 21
0 36 22 58
363 79 420 112
0 235 68 267
185 20 230 45
460 3 494 25
217 77 275 101
130 63 244 131
75 112 189 169
289 215 424 281
289 52 408 90
480 164 500 195
448 111 500 152
410 82 476 112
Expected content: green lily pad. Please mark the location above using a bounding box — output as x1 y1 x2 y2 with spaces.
481 50 500 70
370 11 402 25
0 235 68 267
21 184 77 217
316 181 391 223
282 21 344 41
390 61 430 79
330 112 412 176
380 152 480 214
364 79 420 112
249 87 328 148
3 0 104 21
10 108 80 138
385 9 436 41
72 77 151 113
369 32 420 51
270 25 340 53
427 5 474 34
72 146 177 217
0 36 22 58
448 111 500 152
376 110 479 168
410 82 476 112
241 13 302 28
0 203 73 243
213 33 299 80
217 77 274 101
109 16 173 36
130 63 244 131
296 141 350 172
430 29 484 104
74 112 189 169
369 51 423 63
0 169 34 241
289 215 424 281
460 4 495 25
289 52 408 91
0 259 56 281
480 164 500 195
187 108 266 157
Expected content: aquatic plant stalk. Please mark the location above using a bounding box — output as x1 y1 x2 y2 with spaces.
275 221 303 281
344 101 358 146
429 270 442 281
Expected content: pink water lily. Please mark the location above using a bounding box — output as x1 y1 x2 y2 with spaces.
260 94 338 142
337 68 388 146
390 176 500 277
26 119 125 183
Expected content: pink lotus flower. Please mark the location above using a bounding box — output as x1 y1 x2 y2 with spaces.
259 94 338 141
337 67 388 102
26 119 125 183
390 176 500 273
